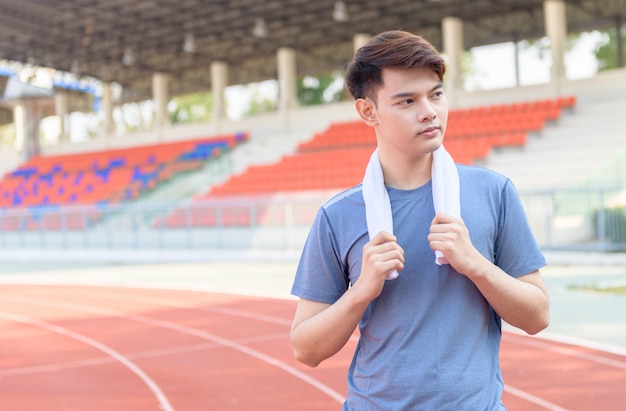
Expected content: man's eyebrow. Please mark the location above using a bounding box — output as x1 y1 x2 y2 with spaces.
390 83 443 99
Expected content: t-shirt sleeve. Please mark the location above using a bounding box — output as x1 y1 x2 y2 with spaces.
291 207 350 304
494 179 547 278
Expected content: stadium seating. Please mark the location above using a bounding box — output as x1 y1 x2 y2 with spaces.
212 96 576 196
1 96 576 230
0 132 248 230
159 96 576 228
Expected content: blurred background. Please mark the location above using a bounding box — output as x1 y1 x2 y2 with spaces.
0 0 625 261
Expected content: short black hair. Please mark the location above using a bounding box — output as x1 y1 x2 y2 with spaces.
345 30 446 101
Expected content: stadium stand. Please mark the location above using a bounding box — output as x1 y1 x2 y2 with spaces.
207 96 575 196
158 96 576 228
0 132 248 230
0 96 579 231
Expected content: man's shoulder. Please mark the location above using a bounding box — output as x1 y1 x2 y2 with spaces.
456 163 510 186
322 184 364 211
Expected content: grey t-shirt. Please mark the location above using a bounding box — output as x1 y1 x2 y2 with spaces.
291 164 546 410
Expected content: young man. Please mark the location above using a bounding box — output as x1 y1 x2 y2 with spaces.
290 30 549 410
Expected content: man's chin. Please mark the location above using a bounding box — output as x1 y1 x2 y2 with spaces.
427 135 444 151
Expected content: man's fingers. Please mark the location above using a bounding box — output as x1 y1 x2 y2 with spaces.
364 233 405 269
370 230 397 245
366 242 404 262
431 211 459 225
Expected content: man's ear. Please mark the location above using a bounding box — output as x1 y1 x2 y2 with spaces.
355 98 378 127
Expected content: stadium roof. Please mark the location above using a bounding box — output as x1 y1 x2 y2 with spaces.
0 0 624 102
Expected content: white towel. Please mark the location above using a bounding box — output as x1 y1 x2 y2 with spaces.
362 145 460 279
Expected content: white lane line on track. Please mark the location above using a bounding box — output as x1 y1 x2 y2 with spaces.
503 333 626 371
0 310 174 411
31 289 363 344
503 325 626 357
1 333 287 377
0 342 222 377
1 355 113 376
3 291 578 409
39 290 295 327
503 386 569 411
1 295 346 404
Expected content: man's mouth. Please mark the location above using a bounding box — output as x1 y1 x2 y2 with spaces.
419 126 440 136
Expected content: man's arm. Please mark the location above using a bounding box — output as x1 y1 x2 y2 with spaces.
290 231 404 367
290 295 365 368
429 212 550 334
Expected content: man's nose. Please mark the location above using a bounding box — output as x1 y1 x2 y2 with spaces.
418 100 437 122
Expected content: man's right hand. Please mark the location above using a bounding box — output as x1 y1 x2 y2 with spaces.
354 231 405 301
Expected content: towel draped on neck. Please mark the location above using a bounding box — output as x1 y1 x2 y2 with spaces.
362 145 460 279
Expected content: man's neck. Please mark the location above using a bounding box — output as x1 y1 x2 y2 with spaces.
379 151 433 190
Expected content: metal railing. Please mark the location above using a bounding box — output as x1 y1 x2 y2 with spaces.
523 186 626 252
1 186 625 253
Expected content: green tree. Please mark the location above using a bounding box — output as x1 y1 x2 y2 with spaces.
169 91 213 125
297 71 346 106
594 28 626 71
247 87 277 114
519 33 581 61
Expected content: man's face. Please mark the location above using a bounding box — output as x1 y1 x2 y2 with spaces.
369 66 448 158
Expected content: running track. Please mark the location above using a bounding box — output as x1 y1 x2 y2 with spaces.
0 284 624 410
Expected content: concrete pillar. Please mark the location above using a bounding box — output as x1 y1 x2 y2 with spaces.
152 72 170 131
54 91 69 143
353 33 372 54
544 0 567 95
13 101 39 161
513 39 521 87
211 60 229 130
13 103 26 154
101 82 114 137
442 16 464 107
277 47 298 132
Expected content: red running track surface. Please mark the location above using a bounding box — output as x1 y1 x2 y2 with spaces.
0 284 624 411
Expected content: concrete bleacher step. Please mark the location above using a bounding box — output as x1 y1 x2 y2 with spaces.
229 132 313 176
485 96 626 192
92 155 234 230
